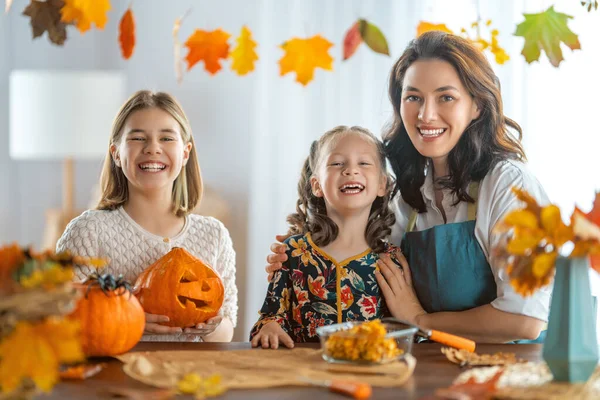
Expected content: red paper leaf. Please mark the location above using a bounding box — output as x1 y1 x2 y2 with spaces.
343 21 362 60
119 7 135 60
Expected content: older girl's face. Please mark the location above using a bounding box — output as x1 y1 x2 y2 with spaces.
111 107 192 195
400 59 480 165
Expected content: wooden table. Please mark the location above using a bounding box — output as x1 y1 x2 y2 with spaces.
50 343 543 399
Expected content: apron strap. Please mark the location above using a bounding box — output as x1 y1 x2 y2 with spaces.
406 209 418 233
467 181 480 221
406 181 480 232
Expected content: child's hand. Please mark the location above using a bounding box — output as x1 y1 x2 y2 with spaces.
183 316 222 336
250 321 294 349
264 234 290 282
144 313 183 334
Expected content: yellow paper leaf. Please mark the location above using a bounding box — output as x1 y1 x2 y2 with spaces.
5 0 13 13
184 28 231 75
60 0 111 33
540 205 573 247
507 227 544 255
416 21 453 37
532 252 557 278
279 35 334 86
504 210 538 230
230 26 258 76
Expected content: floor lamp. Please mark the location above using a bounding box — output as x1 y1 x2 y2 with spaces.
9 70 126 250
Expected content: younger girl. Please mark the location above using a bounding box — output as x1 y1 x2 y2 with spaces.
250 125 401 349
57 90 237 342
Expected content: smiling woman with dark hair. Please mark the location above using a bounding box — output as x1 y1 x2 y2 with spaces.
266 31 551 344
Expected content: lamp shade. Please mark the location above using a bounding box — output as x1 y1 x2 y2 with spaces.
9 70 126 160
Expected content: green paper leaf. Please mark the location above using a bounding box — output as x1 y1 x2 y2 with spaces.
358 19 390 56
514 6 581 67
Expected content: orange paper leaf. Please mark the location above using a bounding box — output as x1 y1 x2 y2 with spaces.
279 35 334 86
230 26 258 76
23 0 69 46
60 0 111 33
60 363 105 380
435 370 503 399
342 22 362 60
417 21 453 37
118 7 135 60
184 28 231 75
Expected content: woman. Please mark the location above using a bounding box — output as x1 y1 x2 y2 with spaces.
265 31 549 343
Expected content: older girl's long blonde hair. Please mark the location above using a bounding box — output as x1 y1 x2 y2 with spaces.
97 90 202 216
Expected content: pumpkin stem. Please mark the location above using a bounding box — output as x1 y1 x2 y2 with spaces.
83 273 133 298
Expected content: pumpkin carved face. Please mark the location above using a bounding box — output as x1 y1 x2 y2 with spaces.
135 248 224 328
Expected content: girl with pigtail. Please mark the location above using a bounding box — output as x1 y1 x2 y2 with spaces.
250 125 405 349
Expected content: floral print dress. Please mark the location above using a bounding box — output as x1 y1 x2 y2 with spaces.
249 233 401 343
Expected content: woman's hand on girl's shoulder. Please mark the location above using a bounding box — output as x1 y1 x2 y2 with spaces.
250 321 294 349
143 313 183 334
265 234 290 282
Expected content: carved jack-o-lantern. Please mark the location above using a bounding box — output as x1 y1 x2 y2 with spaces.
135 248 224 328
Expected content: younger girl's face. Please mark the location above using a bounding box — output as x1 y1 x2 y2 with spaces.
400 59 480 165
311 134 387 217
111 107 192 196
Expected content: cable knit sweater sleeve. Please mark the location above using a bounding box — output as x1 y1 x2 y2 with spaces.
214 219 238 328
56 211 100 282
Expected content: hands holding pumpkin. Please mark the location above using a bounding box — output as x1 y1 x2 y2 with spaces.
251 321 295 349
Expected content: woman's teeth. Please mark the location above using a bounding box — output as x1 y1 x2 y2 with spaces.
419 128 446 137
139 163 166 171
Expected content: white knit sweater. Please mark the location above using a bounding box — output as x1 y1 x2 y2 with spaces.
56 207 238 342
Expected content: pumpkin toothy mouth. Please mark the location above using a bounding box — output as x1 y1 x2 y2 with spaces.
177 296 208 308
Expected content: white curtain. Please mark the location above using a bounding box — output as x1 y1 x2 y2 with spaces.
243 0 600 338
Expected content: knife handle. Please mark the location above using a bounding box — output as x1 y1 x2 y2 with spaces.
429 330 476 352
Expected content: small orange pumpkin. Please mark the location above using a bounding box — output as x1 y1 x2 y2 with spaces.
69 273 145 357
135 248 224 328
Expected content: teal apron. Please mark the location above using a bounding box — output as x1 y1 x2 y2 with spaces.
400 182 545 344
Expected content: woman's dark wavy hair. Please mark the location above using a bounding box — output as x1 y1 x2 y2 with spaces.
384 31 526 212
287 126 396 253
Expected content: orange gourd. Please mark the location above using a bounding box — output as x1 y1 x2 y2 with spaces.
135 248 224 328
70 273 145 357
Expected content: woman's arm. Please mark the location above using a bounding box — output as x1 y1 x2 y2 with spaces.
376 253 545 343
416 304 545 343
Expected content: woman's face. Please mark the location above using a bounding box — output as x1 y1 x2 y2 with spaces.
400 59 480 165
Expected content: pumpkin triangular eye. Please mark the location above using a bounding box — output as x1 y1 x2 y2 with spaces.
180 270 198 283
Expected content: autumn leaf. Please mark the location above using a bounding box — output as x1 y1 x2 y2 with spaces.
342 22 361 60
184 28 231 75
172 10 191 84
417 21 453 36
581 1 599 12
279 35 333 86
23 0 69 46
60 0 111 33
0 319 83 393
435 370 503 400
230 26 258 76
119 7 135 60
358 19 389 56
514 6 581 67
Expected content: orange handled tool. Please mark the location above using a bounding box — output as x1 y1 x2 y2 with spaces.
300 376 372 399
421 329 476 352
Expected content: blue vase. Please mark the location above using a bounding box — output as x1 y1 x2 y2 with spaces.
542 256 599 382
